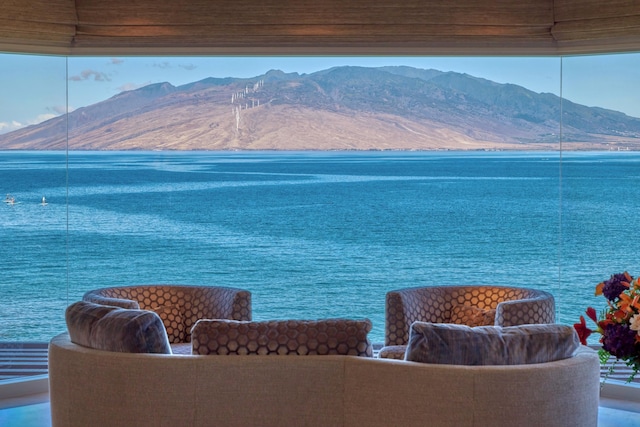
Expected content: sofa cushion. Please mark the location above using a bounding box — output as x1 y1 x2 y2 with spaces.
191 318 373 356
450 304 496 326
405 322 579 365
377 345 407 360
65 301 172 354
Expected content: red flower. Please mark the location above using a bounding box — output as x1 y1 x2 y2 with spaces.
578 273 640 382
573 315 593 345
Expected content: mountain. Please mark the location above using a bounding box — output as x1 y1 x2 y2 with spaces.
2 66 640 151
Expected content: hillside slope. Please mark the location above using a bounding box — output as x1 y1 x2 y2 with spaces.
1 66 639 150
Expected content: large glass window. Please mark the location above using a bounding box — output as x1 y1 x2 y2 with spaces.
1 53 639 350
0 55 68 341
559 54 640 326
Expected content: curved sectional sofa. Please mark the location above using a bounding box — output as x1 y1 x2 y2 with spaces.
48 285 602 427
48 333 600 427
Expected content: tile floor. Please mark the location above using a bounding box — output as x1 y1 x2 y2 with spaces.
0 393 639 427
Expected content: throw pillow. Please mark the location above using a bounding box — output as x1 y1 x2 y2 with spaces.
377 345 407 360
191 318 373 357
65 300 172 354
66 300 119 348
405 322 579 365
89 308 172 354
449 304 496 326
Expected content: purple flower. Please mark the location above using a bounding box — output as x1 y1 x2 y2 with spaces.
602 273 632 301
602 323 638 359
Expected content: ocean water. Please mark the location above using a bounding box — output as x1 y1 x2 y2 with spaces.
1 150 640 344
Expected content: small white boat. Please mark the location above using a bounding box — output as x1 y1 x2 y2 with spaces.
41 196 48 206
4 194 15 204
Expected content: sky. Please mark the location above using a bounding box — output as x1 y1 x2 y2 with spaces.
1 52 640 135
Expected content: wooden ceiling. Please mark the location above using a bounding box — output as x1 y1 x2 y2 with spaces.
2 0 640 56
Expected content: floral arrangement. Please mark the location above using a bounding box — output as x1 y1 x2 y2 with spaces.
574 271 640 382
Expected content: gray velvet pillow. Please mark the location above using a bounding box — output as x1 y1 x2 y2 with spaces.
66 300 119 348
405 322 579 365
90 308 172 354
65 300 172 354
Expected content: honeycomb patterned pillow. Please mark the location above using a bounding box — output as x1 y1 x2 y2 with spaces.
405 322 579 365
191 318 373 357
449 304 496 327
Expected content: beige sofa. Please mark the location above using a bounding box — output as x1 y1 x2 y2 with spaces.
48 332 601 427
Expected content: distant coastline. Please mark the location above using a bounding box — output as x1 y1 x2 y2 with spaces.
1 146 639 152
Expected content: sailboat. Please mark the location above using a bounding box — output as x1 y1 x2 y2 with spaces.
41 196 48 206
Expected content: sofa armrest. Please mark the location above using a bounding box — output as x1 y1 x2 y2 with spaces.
83 293 139 309
385 288 450 346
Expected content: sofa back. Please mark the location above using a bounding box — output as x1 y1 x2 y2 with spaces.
49 333 600 427
83 284 252 342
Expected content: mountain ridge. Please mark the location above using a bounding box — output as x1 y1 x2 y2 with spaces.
2 66 640 151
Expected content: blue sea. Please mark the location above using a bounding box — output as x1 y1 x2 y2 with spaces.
2 150 640 344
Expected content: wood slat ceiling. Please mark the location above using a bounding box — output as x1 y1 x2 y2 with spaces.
1 0 639 56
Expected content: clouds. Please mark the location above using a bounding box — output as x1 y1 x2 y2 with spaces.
50 105 69 115
0 107 72 135
69 69 112 82
0 120 23 134
0 116 50 134
34 113 57 123
66 58 199 102
153 61 172 69
152 61 197 71
68 58 124 82
117 81 152 92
